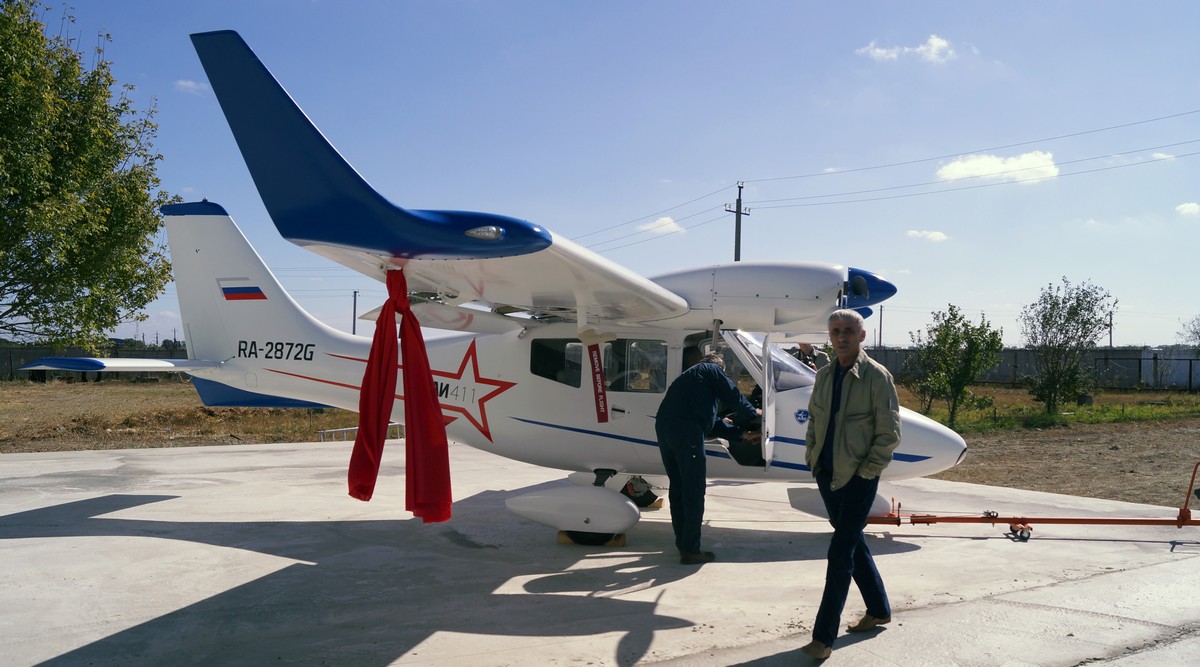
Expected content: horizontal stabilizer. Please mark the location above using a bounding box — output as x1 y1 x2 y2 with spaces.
360 300 532 334
787 486 893 519
21 358 218 373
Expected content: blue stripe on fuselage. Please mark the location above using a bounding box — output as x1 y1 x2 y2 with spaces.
510 417 929 470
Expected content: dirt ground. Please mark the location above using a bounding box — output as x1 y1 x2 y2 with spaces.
932 417 1200 509
3 380 1200 509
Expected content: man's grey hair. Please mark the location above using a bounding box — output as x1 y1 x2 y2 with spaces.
828 308 865 330
701 352 725 369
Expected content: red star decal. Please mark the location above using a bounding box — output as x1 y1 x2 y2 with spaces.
316 338 516 442
423 338 516 442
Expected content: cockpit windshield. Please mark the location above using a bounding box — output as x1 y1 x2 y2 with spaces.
727 330 817 392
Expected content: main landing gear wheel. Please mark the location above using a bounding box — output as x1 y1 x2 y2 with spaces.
620 477 659 508
563 531 618 546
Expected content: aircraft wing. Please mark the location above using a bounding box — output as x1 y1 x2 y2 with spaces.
20 358 219 373
191 31 690 333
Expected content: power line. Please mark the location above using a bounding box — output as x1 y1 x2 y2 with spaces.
588 147 1198 252
750 149 1200 211
583 108 1200 250
573 184 733 240
587 212 729 253
743 108 1200 185
747 139 1200 207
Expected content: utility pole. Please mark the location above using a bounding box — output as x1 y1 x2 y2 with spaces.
725 182 750 261
352 290 359 335
879 305 884 347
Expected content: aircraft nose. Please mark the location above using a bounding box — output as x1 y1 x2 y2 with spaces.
929 419 967 469
900 409 968 476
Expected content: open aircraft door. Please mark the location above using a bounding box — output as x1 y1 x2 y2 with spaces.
760 333 777 471
720 330 775 470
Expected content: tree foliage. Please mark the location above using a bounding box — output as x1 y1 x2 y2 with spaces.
900 304 1003 428
1178 314 1200 349
897 342 938 415
0 0 176 352
1020 277 1117 415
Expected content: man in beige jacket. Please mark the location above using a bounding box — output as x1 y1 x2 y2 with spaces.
800 309 901 660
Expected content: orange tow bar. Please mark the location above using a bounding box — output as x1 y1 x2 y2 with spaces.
867 460 1200 542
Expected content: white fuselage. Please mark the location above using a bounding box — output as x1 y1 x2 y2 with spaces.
187 320 965 484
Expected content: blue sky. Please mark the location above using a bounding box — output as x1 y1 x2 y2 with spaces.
59 1 1199 347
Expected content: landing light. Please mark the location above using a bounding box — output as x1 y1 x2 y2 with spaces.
465 225 505 241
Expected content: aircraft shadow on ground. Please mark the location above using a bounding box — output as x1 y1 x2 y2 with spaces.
0 483 919 666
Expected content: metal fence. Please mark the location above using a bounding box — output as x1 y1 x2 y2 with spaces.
317 423 403 442
870 346 1200 391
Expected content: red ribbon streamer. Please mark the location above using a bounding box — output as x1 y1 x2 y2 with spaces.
348 269 452 523
586 342 609 423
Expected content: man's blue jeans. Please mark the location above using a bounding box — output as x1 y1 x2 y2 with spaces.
812 472 890 647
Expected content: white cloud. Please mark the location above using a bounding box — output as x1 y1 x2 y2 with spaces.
175 79 210 95
936 150 1059 184
857 42 901 62
1177 202 1200 216
1152 152 1175 160
637 216 684 235
906 230 949 242
915 35 956 63
856 35 957 64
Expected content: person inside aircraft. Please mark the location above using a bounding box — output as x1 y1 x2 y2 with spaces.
795 342 830 370
655 347 760 564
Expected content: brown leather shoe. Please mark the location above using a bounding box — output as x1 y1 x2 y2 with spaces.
847 613 891 633
799 640 831 660
679 551 715 565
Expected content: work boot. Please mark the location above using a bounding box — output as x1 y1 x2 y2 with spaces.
679 551 715 565
799 640 831 660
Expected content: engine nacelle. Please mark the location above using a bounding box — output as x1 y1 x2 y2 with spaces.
506 486 640 533
649 262 847 334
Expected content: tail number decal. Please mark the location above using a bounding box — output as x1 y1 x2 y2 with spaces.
238 340 316 361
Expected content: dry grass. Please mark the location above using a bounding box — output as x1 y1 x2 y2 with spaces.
0 378 360 453
3 378 1200 509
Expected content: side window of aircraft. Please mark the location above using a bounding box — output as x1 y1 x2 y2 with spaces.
603 338 667 393
529 337 667 392
529 339 584 388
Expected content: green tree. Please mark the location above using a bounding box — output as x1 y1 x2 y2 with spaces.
1020 277 1117 415
1178 314 1200 349
903 304 1003 428
1 0 175 352
897 339 939 415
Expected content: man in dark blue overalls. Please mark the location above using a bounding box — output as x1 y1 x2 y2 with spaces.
655 346 760 564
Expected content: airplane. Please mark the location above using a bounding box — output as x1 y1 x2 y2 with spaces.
24 30 967 544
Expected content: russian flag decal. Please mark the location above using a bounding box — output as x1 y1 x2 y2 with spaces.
218 277 268 301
